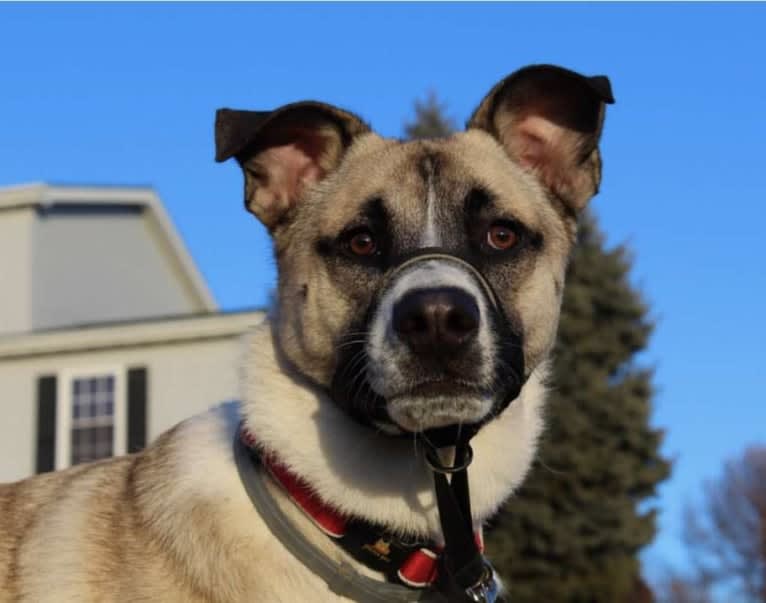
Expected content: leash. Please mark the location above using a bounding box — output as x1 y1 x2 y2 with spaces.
424 443 497 602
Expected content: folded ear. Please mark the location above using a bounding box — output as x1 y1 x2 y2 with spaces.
215 102 370 230
467 65 615 212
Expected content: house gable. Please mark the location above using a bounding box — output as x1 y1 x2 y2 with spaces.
0 183 216 335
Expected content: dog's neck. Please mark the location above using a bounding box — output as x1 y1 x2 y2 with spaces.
242 321 547 541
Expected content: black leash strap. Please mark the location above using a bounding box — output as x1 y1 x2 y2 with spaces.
425 444 499 603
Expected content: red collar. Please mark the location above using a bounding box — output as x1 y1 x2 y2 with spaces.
240 428 484 589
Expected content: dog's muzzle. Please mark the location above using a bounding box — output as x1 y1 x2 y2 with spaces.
329 248 525 443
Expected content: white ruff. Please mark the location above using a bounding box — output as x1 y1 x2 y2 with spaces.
243 321 547 540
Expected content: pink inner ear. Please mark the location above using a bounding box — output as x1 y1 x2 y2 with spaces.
508 114 579 201
260 141 326 203
513 115 564 170
300 160 323 185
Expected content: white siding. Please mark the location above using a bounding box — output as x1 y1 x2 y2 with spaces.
31 206 206 330
0 208 35 336
0 334 246 483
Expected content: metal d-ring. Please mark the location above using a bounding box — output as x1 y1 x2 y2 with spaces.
425 444 474 474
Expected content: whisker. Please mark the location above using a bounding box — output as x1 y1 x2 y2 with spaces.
343 351 369 380
337 330 371 341
349 361 372 413
335 339 368 351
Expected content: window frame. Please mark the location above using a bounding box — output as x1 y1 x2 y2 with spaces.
55 366 126 470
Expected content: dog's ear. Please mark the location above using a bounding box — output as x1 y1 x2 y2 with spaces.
467 65 615 212
215 102 370 230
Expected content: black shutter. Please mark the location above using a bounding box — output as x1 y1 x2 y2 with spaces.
127 367 148 453
36 375 57 474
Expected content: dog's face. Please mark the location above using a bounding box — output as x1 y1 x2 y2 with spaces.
216 65 613 434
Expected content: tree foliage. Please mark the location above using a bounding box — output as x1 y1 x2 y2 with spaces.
403 91 456 140
486 215 670 603
403 94 672 602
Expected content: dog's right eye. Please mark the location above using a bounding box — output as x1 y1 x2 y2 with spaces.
486 223 518 251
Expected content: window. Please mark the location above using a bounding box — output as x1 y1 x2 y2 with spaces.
55 368 126 470
70 375 116 465
36 366 148 474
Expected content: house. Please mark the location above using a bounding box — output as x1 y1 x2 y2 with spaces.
0 183 264 483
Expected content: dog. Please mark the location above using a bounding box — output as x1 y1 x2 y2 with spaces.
0 64 613 602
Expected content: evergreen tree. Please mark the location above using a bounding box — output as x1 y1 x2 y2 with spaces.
403 91 456 140
402 96 672 602
485 214 671 603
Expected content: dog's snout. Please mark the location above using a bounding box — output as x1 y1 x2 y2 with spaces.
392 287 480 354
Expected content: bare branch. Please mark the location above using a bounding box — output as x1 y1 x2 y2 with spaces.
681 446 766 602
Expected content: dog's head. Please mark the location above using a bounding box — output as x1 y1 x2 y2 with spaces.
216 65 613 435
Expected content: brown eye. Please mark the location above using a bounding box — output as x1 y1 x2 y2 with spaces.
349 230 377 256
486 223 518 251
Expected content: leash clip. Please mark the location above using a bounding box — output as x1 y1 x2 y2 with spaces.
463 562 499 603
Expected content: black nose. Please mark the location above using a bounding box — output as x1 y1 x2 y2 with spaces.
392 287 480 354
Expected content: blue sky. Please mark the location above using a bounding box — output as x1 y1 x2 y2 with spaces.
2 2 765 586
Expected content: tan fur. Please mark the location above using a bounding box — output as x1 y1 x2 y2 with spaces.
2 65 612 601
0 408 338 603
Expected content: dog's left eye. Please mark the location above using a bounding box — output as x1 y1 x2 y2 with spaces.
347 229 378 257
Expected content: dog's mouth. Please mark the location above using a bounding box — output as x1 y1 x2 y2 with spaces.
389 379 486 400
384 380 495 433
329 335 495 432
329 323 509 434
